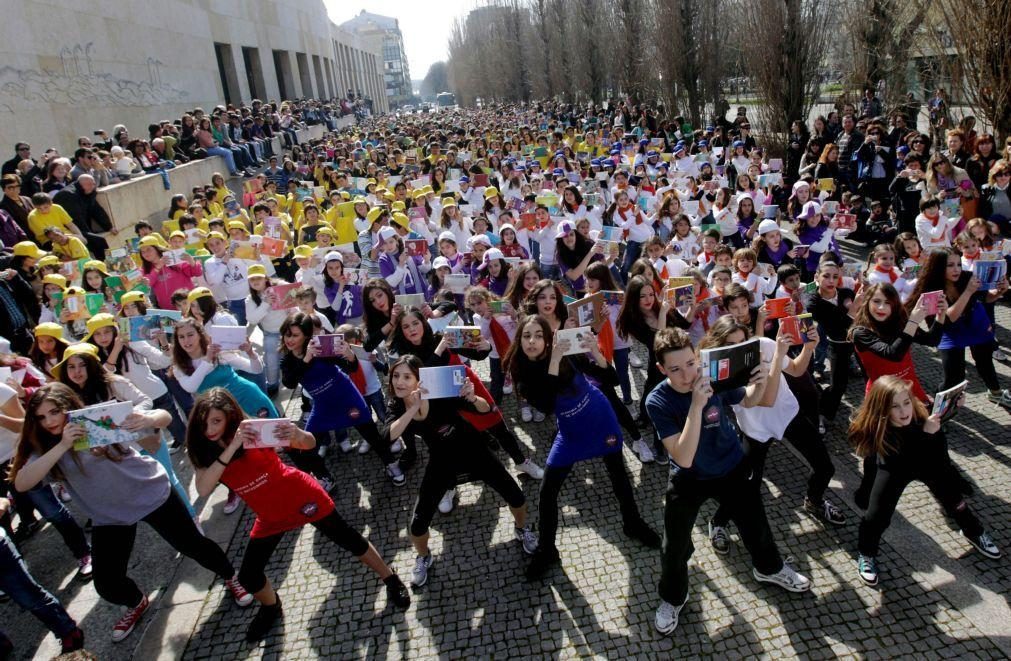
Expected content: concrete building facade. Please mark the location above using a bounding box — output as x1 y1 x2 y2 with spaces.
339 11 413 108
0 0 386 154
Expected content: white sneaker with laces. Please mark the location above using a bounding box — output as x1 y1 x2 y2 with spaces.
994 348 1007 362
532 409 545 423
520 406 533 423
438 488 457 514
629 353 644 368
357 440 371 455
515 526 538 555
753 563 812 592
56 484 72 503
633 439 655 464
339 438 355 453
411 554 434 587
963 530 1001 559
516 459 545 479
390 439 404 454
654 590 689 635
386 462 406 486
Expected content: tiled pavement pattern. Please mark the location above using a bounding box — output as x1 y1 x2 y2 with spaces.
4 239 1009 659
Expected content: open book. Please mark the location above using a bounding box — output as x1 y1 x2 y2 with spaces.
68 400 147 450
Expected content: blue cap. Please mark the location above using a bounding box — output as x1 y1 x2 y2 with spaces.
610 147 621 155
732 140 745 148
657 161 670 170
897 145 910 154
515 164 526 171
459 175 470 183
552 168 565 176
639 138 649 146
698 140 708 147
705 125 715 132
590 158 601 166
602 158 615 168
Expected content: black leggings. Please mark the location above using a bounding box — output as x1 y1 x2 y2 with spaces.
600 382 641 443
485 421 528 465
238 510 369 594
939 345 1000 392
409 448 525 537
538 452 640 554
91 491 235 608
286 447 332 482
858 461 983 557
820 341 852 420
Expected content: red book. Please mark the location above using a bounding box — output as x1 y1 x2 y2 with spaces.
405 239 428 257
764 297 791 320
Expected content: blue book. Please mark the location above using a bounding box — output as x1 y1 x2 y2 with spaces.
419 365 468 400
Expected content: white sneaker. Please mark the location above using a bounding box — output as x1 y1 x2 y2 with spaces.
317 477 334 493
520 406 533 423
516 458 545 479
339 438 355 453
438 488 457 514
753 563 812 592
629 353 644 368
503 383 513 395
223 491 241 515
411 554 434 587
386 462 406 487
654 590 689 635
56 484 72 503
390 438 404 454
633 439 655 464
532 409 545 423
515 526 538 555
357 440 371 455
994 349 1007 362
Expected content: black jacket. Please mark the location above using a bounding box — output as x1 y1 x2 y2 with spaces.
52 183 112 234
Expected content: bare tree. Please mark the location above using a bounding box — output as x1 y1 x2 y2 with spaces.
841 0 927 108
653 0 726 127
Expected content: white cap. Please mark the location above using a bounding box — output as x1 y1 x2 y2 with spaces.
799 200 822 220
480 248 505 270
323 251 343 264
437 230 456 244
757 219 780 235
432 256 451 270
378 227 397 243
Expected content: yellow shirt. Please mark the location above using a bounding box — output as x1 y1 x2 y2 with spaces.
52 236 89 260
28 205 75 243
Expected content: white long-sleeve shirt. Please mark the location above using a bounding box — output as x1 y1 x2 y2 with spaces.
245 295 290 333
174 353 262 393
915 212 959 249
108 342 171 400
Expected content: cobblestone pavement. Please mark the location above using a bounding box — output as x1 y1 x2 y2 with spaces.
4 243 1010 660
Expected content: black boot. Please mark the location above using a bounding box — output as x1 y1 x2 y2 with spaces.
623 519 661 549
525 546 560 581
246 597 283 642
384 575 411 609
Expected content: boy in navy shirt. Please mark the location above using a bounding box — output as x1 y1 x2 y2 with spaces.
645 328 812 636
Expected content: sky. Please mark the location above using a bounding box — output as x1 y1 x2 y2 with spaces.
325 1 475 86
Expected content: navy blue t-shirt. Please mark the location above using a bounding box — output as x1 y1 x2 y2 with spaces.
645 380 745 479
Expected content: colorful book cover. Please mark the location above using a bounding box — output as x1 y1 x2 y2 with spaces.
259 237 287 258
269 282 301 311
241 418 293 449
230 240 258 261
61 291 88 321
821 201 839 216
518 213 540 231
780 313 814 346
699 337 761 392
419 365 468 399
444 326 482 348
597 240 620 259
68 400 145 450
665 284 694 309
566 291 604 328
817 178 835 192
764 297 792 320
554 327 592 356
900 264 920 280
405 239 428 257
768 158 783 172
598 226 623 243
762 205 779 219
932 379 968 422
601 290 624 307
973 260 1006 289
208 325 246 351
313 334 345 358
835 213 857 231
919 290 944 316
667 277 695 289
408 207 427 222
343 268 367 286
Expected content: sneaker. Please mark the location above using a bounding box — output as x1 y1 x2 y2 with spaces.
994 349 1007 362
111 595 149 642
532 409 545 423
12 519 41 543
753 562 812 592
317 476 335 493
225 576 255 607
503 375 514 395
390 439 404 454
856 554 878 586
962 531 1001 559
339 438 355 453
169 441 183 455
357 440 372 454
654 591 690 635
515 526 539 555
223 491 242 515
317 443 329 458
986 389 1011 408
438 489 457 514
386 462 406 487
60 628 85 654
708 521 731 555
818 415 827 435
399 446 417 469
623 519 661 548
56 483 72 503
525 546 560 580
520 406 533 423
633 439 655 464
804 497 846 526
246 598 283 642
516 458 545 480
629 353 644 368
384 575 411 608
411 554 434 587
77 554 93 580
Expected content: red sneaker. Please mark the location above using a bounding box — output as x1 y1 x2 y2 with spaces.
111 595 149 643
60 627 84 653
225 576 254 607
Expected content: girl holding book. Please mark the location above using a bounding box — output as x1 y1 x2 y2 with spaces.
316 251 364 327
849 376 1001 586
906 248 1011 407
11 382 253 643
28 323 68 377
504 315 660 580
382 354 537 588
893 232 926 272
865 243 915 303
476 248 512 297
185 387 409 641
555 220 605 296
378 227 430 297
751 220 799 272
794 202 841 275
497 223 530 260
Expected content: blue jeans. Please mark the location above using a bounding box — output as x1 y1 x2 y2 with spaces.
261 331 281 390
17 484 90 559
154 368 193 416
0 533 78 637
205 146 240 176
489 356 506 405
364 389 387 420
142 437 195 517
153 391 187 447
612 347 632 401
227 299 247 326
621 240 643 274
539 262 561 282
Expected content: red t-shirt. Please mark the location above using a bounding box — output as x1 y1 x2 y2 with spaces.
221 448 334 538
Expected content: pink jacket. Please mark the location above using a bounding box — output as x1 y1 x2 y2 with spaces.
146 262 202 309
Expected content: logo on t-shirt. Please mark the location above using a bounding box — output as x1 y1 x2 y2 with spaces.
605 434 618 446
348 407 361 420
300 502 319 518
704 405 721 425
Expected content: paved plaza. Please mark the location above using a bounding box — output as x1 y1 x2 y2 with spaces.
3 241 1009 660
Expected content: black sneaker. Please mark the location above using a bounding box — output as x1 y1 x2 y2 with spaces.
60 627 85 654
623 519 661 549
962 531 1001 559
246 598 283 642
804 497 846 525
399 447 418 470
384 575 411 609
525 547 561 581
12 519 41 544
708 520 731 555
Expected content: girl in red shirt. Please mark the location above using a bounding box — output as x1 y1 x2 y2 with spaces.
186 388 409 642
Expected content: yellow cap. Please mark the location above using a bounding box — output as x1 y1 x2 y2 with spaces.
441 198 457 208
83 260 108 275
13 242 46 260
366 178 377 186
340 191 350 200
169 230 186 239
247 264 267 278
120 291 147 306
366 207 385 224
383 191 395 201
83 313 117 341
316 226 335 237
37 255 60 269
421 186 434 195
187 287 213 303
35 322 66 341
391 201 406 212
412 189 427 200
42 274 68 290
391 212 410 230
352 196 368 205
226 220 248 232
483 186 499 199
205 231 227 242
293 245 313 260
139 235 164 248
50 343 100 380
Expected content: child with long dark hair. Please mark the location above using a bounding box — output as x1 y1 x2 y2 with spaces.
504 315 659 580
849 376 1001 586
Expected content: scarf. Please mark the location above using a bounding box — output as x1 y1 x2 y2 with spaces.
874 264 898 283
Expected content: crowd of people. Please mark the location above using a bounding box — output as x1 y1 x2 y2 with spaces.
0 90 1008 654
